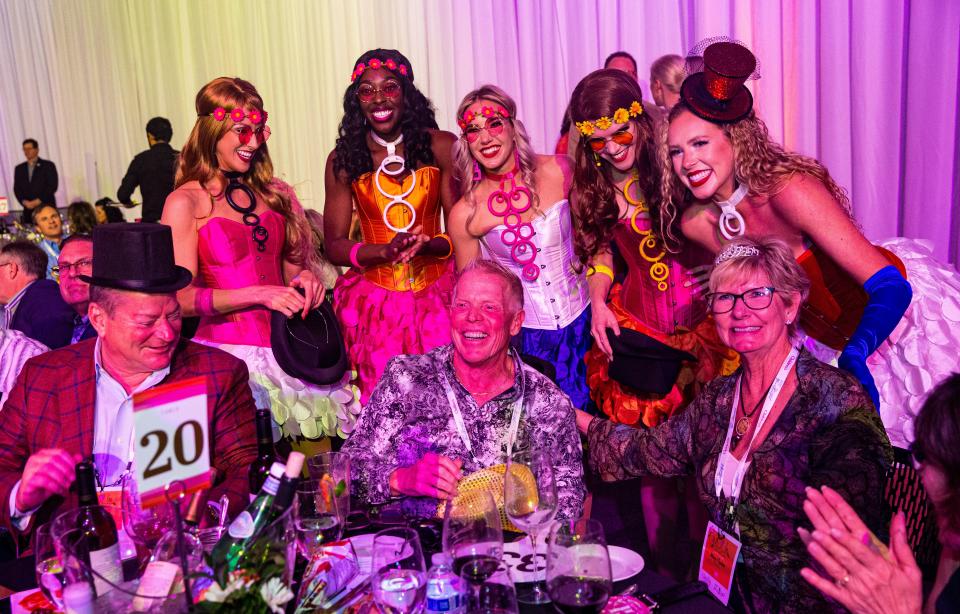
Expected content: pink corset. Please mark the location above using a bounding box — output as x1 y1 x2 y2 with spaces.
613 219 711 334
193 210 286 347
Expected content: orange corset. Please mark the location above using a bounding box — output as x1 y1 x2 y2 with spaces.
352 166 447 292
798 244 906 350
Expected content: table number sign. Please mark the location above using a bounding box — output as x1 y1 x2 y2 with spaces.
133 376 212 508
0 197 8 216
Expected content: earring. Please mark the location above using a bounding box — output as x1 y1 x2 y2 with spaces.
593 153 602 167
472 160 481 182
785 319 792 325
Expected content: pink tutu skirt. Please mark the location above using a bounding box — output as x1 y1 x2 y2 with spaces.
333 260 455 403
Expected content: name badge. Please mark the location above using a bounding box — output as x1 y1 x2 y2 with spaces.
698 520 742 606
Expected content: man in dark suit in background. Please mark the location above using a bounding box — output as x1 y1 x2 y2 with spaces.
0 224 257 537
55 234 98 344
0 240 73 348
13 139 58 225
117 117 179 223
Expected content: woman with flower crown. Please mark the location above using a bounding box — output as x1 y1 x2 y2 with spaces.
567 68 739 576
447 85 591 409
324 49 458 403
163 77 361 446
661 39 960 448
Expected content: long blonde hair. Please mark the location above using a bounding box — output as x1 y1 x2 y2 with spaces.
176 77 314 268
452 85 538 210
659 101 853 250
650 54 685 96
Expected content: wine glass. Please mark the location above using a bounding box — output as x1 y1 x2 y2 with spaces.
294 478 343 560
546 519 612 614
34 522 65 609
504 449 558 604
442 489 504 584
306 451 353 527
459 558 519 614
121 473 175 551
371 527 427 614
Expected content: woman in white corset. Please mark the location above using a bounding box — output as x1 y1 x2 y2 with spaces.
447 85 591 409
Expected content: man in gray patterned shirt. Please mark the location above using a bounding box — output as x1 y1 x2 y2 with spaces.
343 259 585 520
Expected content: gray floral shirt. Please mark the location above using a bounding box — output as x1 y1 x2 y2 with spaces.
342 344 585 520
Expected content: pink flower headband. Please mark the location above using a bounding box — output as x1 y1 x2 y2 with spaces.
457 105 510 130
206 107 268 124
350 57 409 82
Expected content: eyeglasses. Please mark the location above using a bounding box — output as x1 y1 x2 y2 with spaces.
356 81 402 102
233 124 271 146
52 258 93 277
463 117 508 143
707 286 776 314
586 128 634 152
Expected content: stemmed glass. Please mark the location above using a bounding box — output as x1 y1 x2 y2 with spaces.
294 477 343 560
504 449 558 604
460 558 519 614
34 522 65 609
121 473 176 552
371 527 427 613
546 519 612 614
442 489 504 585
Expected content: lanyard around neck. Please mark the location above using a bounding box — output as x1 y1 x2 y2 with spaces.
714 346 799 504
437 356 525 464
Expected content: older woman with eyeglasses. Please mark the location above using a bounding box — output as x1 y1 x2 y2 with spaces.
575 236 893 613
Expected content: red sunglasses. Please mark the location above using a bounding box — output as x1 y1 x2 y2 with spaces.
356 81 402 103
463 117 507 143
234 124 271 146
586 129 634 152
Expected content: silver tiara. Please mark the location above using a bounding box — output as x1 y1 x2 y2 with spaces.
714 244 760 265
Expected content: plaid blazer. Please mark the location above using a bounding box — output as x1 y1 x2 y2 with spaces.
0 338 258 534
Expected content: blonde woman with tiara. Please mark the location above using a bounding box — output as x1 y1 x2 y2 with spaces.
163 77 361 446
447 85 591 409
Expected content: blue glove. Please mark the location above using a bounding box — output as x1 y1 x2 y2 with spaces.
838 265 912 410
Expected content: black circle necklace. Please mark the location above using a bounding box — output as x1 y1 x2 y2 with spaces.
222 171 268 252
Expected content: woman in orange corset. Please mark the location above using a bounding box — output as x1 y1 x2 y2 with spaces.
660 40 956 449
569 69 738 577
324 49 458 403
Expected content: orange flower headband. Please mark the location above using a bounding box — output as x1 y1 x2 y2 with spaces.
350 57 409 82
575 100 643 136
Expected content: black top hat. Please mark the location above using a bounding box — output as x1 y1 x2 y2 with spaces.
271 299 349 386
79 223 192 293
680 41 758 123
607 328 697 395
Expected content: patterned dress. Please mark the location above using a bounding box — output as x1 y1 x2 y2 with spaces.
587 349 892 613
342 344 585 521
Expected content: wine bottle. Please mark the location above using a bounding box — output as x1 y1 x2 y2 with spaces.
211 461 284 573
248 409 277 496
74 461 122 597
183 468 219 531
270 452 304 518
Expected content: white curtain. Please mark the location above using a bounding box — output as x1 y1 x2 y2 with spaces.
0 0 957 265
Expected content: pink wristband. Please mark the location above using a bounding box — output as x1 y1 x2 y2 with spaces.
349 242 364 269
194 287 217 316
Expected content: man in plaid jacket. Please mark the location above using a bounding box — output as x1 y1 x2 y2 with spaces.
0 223 257 536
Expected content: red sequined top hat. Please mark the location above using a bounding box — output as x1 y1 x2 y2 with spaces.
680 38 760 123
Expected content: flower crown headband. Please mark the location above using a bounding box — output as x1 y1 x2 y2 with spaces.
457 105 511 131
714 243 760 265
350 57 409 82
204 107 268 124
575 100 643 136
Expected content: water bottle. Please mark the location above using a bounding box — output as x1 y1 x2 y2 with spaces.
425 552 466 613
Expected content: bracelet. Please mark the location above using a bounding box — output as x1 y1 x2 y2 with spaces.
587 264 614 282
349 242 363 269
193 287 217 316
434 233 454 259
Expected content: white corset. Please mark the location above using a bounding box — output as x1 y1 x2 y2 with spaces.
480 200 589 330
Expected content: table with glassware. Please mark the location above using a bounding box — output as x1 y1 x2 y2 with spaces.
0 449 728 613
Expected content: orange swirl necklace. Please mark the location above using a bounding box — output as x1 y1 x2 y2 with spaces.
623 174 669 291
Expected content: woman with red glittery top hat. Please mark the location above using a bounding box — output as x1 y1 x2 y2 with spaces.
323 49 459 404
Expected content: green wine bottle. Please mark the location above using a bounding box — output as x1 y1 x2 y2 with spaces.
210 461 284 573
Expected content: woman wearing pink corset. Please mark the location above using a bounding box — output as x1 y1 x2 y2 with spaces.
163 77 360 443
568 69 738 576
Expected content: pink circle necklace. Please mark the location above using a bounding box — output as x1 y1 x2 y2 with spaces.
485 153 539 281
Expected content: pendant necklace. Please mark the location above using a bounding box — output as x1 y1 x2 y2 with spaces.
732 376 775 447
221 171 268 252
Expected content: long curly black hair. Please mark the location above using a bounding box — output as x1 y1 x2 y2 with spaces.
332 49 439 184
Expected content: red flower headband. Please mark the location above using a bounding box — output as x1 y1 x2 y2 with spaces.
457 105 510 130
207 107 268 124
351 57 410 82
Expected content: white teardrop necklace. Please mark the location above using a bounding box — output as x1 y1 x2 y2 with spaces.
371 131 417 233
713 183 749 240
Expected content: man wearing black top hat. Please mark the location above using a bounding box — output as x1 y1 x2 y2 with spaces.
0 223 257 537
